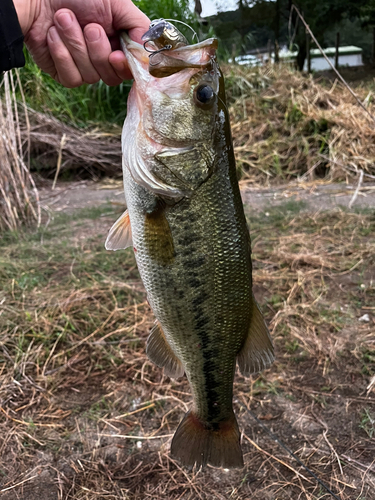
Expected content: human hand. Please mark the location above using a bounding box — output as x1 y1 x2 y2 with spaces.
13 0 150 87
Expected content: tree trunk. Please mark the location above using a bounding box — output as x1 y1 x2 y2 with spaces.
274 40 279 64
335 32 340 69
194 0 202 17
274 0 280 63
296 36 307 71
306 32 311 73
231 43 237 64
268 39 272 64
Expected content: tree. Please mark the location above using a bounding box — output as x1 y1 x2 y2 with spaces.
134 0 208 42
290 0 368 70
360 0 375 64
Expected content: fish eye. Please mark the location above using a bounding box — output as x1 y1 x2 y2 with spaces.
196 85 214 103
194 84 215 108
149 19 163 28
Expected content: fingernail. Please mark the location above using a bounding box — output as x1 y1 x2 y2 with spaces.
85 27 101 43
57 12 73 29
48 26 59 42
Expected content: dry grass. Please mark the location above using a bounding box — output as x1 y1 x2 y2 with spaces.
226 64 375 184
0 72 40 231
12 64 375 185
0 200 374 499
23 108 122 179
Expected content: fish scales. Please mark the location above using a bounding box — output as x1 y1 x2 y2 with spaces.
106 24 274 469
124 127 251 422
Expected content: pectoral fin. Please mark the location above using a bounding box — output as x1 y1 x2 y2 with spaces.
237 298 274 376
144 203 175 266
146 321 184 379
105 210 132 251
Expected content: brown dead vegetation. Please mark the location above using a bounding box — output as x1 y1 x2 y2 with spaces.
9 64 375 186
0 200 374 499
226 64 375 185
1 58 374 500
0 72 40 231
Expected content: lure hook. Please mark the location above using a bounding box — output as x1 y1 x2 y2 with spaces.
146 44 174 66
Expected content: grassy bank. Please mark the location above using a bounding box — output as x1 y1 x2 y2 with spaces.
20 51 132 128
18 0 207 128
16 60 375 184
226 64 375 183
0 199 374 499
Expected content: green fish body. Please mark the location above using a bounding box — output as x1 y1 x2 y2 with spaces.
106 28 274 469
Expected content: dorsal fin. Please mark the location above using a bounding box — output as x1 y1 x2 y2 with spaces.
105 210 132 251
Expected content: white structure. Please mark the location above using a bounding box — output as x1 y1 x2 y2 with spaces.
279 46 364 71
228 54 262 66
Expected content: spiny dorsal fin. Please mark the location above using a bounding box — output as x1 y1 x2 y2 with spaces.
146 321 184 379
237 297 274 376
105 210 132 251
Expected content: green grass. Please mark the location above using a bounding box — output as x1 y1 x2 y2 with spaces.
20 51 131 127
359 408 375 438
0 205 143 366
17 0 211 127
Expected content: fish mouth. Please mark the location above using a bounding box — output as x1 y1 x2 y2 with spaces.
121 31 218 80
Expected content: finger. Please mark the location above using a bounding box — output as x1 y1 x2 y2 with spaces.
109 50 133 81
47 26 83 88
84 24 123 86
112 1 150 43
54 9 100 84
110 2 150 81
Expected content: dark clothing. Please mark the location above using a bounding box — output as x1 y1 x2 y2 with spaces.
0 0 25 71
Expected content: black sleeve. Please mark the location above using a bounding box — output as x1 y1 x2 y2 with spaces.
0 0 25 72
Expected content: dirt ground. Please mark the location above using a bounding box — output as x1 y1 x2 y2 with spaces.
1 179 374 499
38 179 375 214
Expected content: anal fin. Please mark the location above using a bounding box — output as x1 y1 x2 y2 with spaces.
146 322 184 379
237 297 274 376
105 210 132 251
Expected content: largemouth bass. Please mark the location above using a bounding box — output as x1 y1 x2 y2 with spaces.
106 23 274 469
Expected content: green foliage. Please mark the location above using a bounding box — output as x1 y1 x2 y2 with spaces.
290 0 368 69
359 408 375 438
324 17 373 60
285 103 304 124
210 1 283 56
134 0 202 41
212 0 370 69
361 0 375 28
20 51 130 127
18 0 210 126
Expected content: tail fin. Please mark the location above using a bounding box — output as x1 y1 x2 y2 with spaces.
170 410 243 469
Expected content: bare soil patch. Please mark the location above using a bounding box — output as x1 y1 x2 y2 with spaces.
38 178 375 215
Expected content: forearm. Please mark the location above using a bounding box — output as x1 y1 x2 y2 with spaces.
0 0 26 71
12 0 41 34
